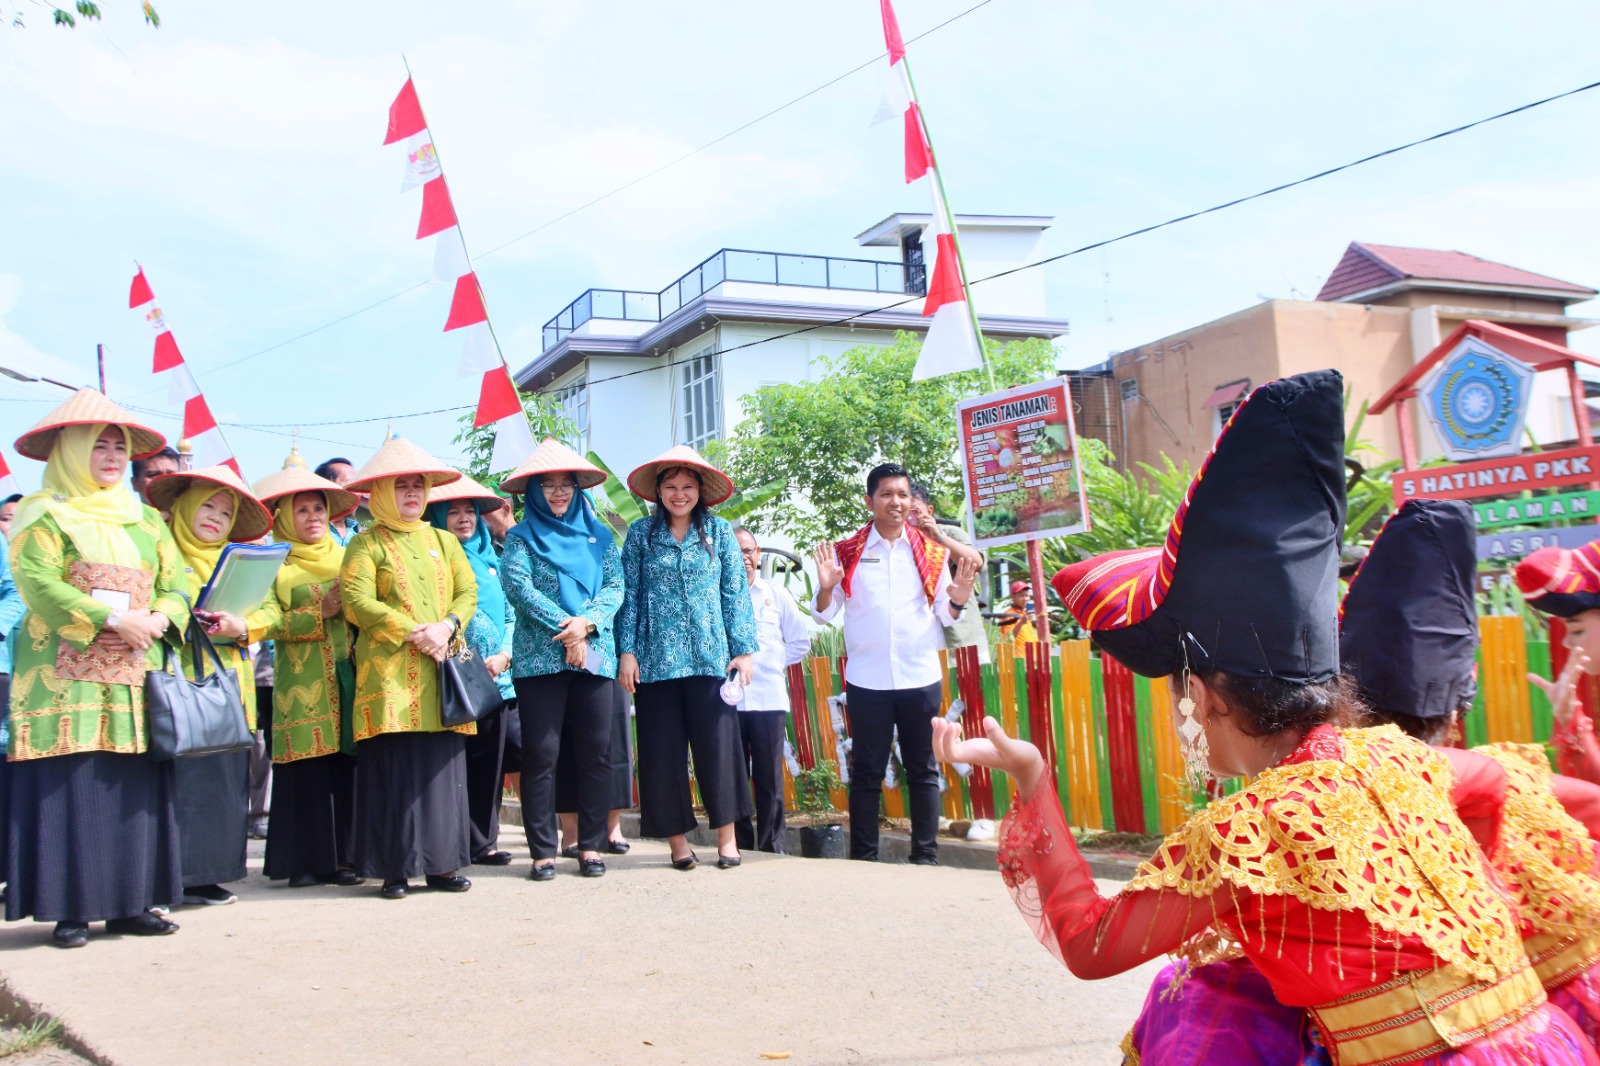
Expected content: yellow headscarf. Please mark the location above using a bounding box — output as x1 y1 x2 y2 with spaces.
367 476 429 533
169 482 238 594
11 422 145 567
271 493 343 602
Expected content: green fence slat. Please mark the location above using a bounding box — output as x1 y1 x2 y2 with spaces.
1464 644 1488 748
1526 640 1554 747
1053 649 1072 820
1089 655 1115 829
1131 674 1160 833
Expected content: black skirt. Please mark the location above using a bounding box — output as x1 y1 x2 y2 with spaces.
264 753 356 880
353 731 470 881
6 751 182 923
173 749 249 887
555 679 634 813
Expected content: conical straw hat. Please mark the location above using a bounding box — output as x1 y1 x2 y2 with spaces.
146 464 272 542
345 436 462 494
626 444 735 506
427 472 510 512
499 437 607 495
251 466 359 521
14 388 166 461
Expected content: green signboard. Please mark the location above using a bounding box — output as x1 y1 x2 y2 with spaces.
1473 490 1600 530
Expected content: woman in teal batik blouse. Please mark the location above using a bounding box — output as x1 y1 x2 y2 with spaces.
616 446 757 871
498 440 624 881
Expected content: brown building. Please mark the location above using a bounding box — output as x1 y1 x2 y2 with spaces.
1069 242 1597 474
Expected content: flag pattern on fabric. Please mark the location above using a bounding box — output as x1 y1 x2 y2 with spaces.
871 0 984 381
128 267 238 474
384 74 533 472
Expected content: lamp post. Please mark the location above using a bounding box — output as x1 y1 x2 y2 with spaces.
0 364 82 393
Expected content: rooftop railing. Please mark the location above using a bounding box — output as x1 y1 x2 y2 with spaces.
541 247 913 350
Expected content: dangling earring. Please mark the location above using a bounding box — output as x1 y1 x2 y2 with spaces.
1177 642 1211 782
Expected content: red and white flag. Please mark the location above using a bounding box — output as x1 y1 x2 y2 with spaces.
0 450 20 500
128 267 238 473
872 0 984 380
385 75 534 472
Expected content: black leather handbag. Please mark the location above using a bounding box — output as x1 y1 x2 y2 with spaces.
144 621 252 760
438 634 502 728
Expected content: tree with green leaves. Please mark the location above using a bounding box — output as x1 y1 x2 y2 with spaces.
719 332 1058 545
5 0 157 28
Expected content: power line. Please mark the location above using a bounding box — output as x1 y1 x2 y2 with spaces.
120 74 1600 432
161 0 997 389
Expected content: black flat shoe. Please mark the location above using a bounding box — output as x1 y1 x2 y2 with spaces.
52 922 88 949
671 850 697 871
579 858 606 878
529 863 556 882
716 852 742 869
106 911 178 936
425 874 471 893
473 850 513 866
287 873 318 889
380 880 408 900
605 839 630 855
320 870 365 887
559 845 580 860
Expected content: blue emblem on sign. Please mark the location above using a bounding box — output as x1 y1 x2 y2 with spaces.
1421 337 1534 461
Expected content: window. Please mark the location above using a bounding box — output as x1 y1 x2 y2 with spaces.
556 376 589 453
679 348 720 451
1213 399 1242 437
1119 378 1139 403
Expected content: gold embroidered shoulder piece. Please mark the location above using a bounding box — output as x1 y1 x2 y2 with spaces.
1478 742 1600 939
1126 726 1524 982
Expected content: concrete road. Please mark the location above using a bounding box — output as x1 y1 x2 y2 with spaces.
0 837 1162 1065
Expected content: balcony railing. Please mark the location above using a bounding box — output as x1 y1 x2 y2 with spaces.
541 247 913 350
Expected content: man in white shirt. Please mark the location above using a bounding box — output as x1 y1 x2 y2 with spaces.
812 463 979 864
732 529 812 854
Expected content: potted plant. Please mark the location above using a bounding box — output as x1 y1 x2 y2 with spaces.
793 760 845 858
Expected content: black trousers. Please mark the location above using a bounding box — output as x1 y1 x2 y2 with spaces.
515 673 613 858
635 676 751 839
465 699 510 859
846 682 941 862
734 711 787 854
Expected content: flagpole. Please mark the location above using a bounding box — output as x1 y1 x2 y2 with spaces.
898 56 994 391
400 57 528 427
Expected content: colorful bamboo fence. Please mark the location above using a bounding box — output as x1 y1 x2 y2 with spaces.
759 617 1571 835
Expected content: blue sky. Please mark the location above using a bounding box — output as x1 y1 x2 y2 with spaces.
5 0 1600 490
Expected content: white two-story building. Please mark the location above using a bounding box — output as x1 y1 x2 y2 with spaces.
514 213 1072 476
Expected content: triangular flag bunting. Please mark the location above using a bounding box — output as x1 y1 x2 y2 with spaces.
489 411 537 474
904 103 932 183
922 231 965 316
166 362 202 405
183 394 219 437
384 77 427 145
401 131 441 192
879 0 907 64
0 451 19 499
432 227 471 284
474 368 522 428
152 331 184 373
443 272 488 332
129 268 154 308
416 176 458 239
871 63 912 126
456 322 500 379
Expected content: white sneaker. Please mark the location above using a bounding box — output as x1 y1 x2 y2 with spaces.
966 818 996 842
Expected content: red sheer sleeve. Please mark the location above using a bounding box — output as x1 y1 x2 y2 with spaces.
1440 747 1507 852
1553 704 1600 786
1551 772 1600 848
997 783 1234 980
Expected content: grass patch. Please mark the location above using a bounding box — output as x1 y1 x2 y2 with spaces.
0 1017 62 1058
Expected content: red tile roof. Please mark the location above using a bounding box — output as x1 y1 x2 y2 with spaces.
1316 242 1594 302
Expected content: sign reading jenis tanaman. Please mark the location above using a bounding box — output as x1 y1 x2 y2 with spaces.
1393 445 1600 505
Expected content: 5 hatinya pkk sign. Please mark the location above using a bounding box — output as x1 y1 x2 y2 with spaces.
956 377 1089 549
1393 445 1600 505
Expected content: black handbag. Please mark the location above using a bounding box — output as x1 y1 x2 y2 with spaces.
144 621 253 761
438 634 502 728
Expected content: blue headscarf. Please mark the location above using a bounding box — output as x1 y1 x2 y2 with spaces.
428 499 507 631
507 480 611 616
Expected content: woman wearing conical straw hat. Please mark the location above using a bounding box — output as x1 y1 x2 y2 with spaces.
498 439 623 880
5 389 189 947
146 464 272 908
339 437 477 899
426 472 516 867
248 461 364 889
616 445 758 870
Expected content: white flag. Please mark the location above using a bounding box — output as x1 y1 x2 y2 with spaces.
164 363 202 405
432 227 471 284
871 62 912 126
400 132 442 192
455 322 500 380
489 412 536 474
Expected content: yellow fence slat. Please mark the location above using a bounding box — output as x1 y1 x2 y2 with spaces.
808 657 850 810
996 642 1020 737
1147 679 1190 833
1479 615 1533 744
1059 640 1103 830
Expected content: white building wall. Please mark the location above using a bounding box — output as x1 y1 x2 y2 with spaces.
955 226 1048 318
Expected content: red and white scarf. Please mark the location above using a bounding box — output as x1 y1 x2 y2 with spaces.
835 523 949 606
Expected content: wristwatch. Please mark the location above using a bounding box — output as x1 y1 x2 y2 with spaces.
445 613 461 635
106 609 124 629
